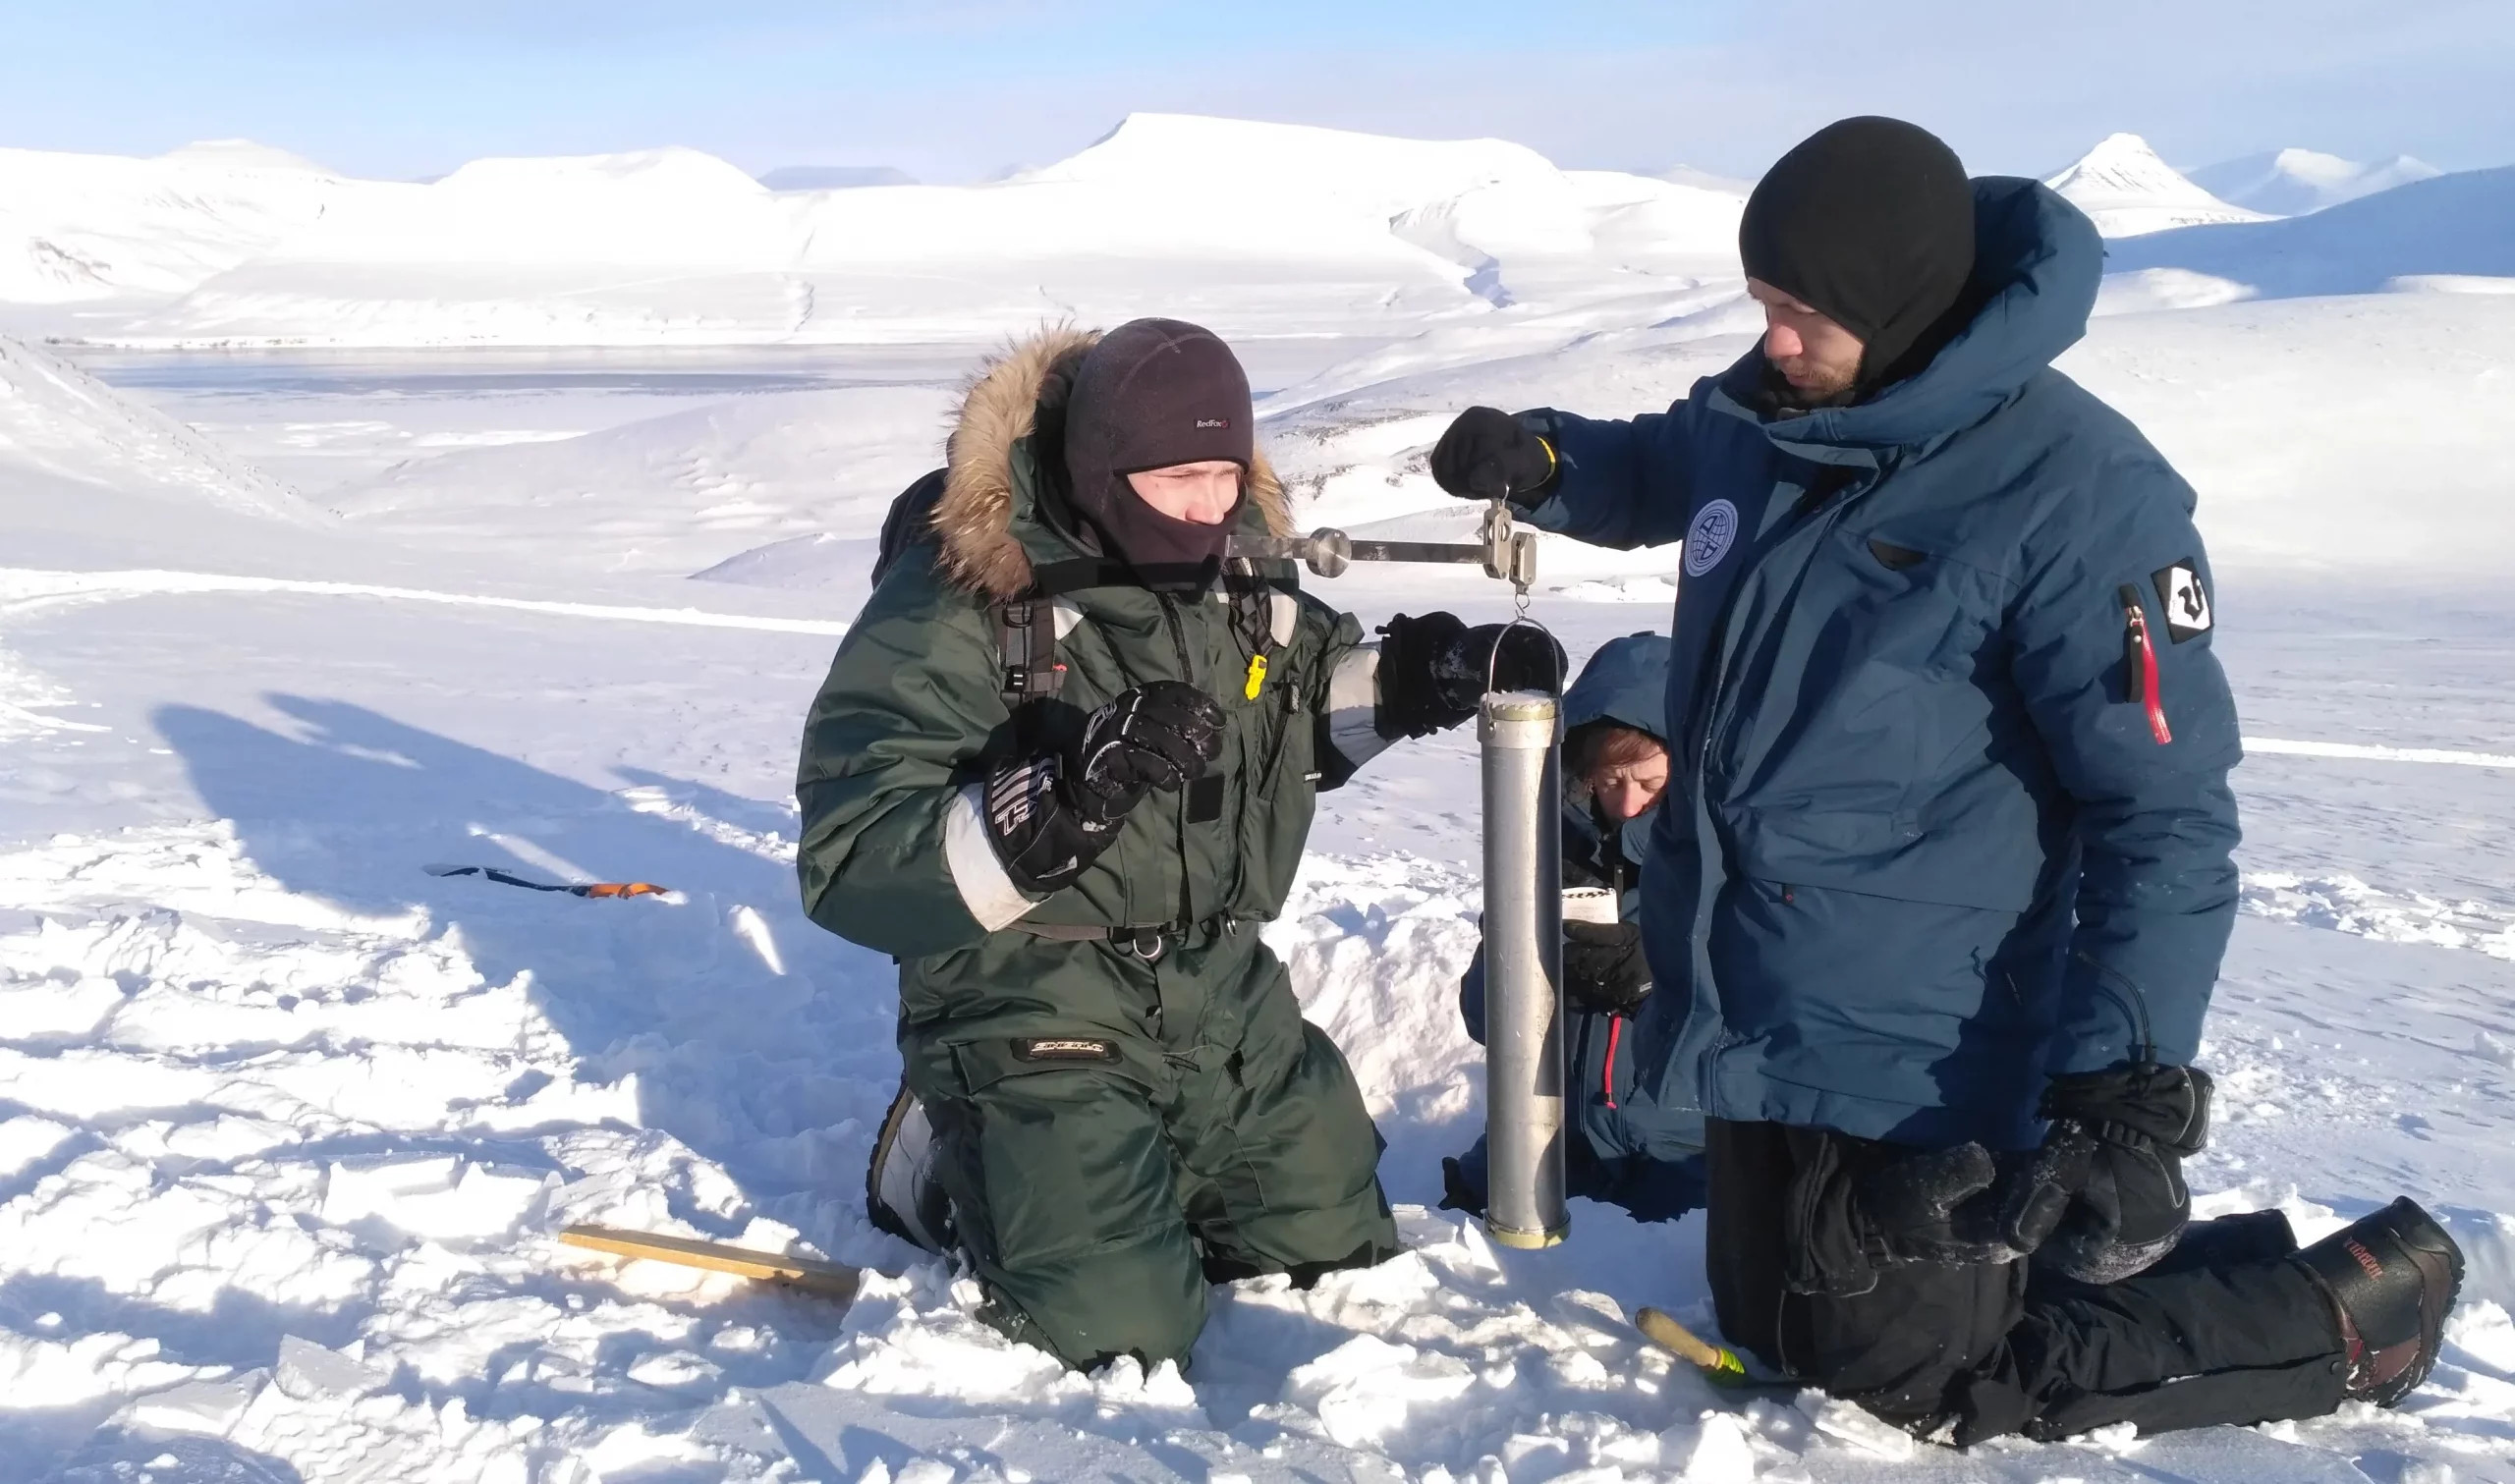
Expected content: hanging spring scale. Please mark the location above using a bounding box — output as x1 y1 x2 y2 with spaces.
1225 498 1540 607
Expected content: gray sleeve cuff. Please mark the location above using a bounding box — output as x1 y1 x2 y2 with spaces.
1325 644 1394 773
943 781 1038 931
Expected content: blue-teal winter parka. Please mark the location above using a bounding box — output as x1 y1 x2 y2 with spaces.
1517 178 2243 1151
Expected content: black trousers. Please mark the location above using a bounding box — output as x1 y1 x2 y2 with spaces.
1705 1118 2352 1444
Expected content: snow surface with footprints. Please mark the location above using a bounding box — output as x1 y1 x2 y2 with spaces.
4 115 2515 1484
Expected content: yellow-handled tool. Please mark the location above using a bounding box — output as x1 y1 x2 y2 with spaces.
558 1224 864 1302
1636 1306 1754 1387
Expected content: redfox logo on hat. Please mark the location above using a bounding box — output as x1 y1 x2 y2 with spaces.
1196 417 1230 429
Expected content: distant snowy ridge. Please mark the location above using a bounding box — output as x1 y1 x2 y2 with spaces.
2045 133 2272 237
77 114 1745 348
2100 166 2515 302
0 138 398 302
0 332 312 520
2192 147 2441 216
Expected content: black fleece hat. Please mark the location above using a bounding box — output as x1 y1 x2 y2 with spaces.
1740 117 1976 391
1063 317 1253 581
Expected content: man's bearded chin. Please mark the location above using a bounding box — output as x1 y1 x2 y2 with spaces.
1764 355 1861 411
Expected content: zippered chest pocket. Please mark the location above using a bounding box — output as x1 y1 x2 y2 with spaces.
1722 528 2007 818
1815 525 2002 684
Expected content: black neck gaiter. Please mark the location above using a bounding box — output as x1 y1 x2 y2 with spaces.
1081 484 1246 590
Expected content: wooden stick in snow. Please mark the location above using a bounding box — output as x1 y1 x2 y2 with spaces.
558 1224 863 1302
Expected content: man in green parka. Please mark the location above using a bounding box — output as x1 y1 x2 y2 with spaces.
796 319 1560 1370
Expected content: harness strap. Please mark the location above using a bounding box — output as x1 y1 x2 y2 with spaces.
1004 914 1242 961
995 597 1064 706
993 559 1145 707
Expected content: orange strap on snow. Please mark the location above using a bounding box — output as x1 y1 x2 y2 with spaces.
425 864 673 899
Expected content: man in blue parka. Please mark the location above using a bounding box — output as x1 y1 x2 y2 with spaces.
1441 633 1707 1224
1427 118 2459 1444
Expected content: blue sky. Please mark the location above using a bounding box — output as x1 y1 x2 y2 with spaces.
1 0 2508 183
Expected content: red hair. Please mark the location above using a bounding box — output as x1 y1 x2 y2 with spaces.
1568 721 1665 782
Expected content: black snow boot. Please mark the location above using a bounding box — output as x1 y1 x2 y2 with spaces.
866 1081 954 1255
2294 1197 2464 1406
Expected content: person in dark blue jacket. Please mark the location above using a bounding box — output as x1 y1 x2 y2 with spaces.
1428 117 2460 1444
1441 632 1707 1225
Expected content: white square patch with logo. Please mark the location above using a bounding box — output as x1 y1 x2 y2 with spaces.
2152 561 2212 641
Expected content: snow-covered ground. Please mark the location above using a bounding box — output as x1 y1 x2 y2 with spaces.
4 112 2514 1483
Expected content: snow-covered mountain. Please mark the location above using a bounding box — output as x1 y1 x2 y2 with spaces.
2102 164 2515 302
2191 148 2441 216
9 119 2492 346
2044 133 2271 237
0 139 407 303
45 114 1745 348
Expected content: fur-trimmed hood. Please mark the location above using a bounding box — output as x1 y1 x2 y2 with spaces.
930 324 1293 599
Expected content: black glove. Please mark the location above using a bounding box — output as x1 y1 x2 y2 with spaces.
1562 920 1650 1016
1999 1063 2213 1283
1781 1131 2020 1298
1429 407 1558 506
983 681 1224 895
1857 1142 2021 1267
1373 612 1568 738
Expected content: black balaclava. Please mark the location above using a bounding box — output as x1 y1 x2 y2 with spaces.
1061 318 1254 587
1740 117 1976 403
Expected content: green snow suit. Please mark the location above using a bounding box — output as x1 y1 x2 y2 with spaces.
795 329 1398 1369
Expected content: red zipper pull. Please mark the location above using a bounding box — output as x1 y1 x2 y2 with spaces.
2119 585 2172 745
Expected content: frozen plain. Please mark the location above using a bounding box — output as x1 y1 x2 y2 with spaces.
3 121 2515 1484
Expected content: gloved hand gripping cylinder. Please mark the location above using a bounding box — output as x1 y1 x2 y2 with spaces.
1480 687 1568 1247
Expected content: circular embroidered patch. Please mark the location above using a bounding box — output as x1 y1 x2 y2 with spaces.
1683 498 1740 577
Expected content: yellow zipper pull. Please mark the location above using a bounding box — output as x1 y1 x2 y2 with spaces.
1244 653 1268 700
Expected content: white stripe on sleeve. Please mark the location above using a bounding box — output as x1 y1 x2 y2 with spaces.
943 781 1039 931
1325 644 1395 772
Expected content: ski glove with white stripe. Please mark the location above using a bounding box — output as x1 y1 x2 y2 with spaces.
983 680 1225 896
